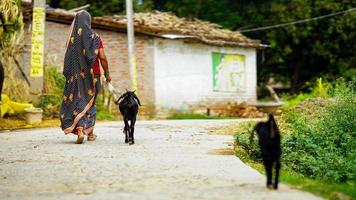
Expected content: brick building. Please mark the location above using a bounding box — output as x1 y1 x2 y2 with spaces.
21 4 263 118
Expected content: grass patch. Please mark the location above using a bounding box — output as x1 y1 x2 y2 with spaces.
95 93 119 121
235 147 356 199
97 109 118 121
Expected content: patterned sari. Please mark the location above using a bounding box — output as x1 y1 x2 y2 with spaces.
60 11 100 135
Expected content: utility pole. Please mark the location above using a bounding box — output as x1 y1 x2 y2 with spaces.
125 0 138 92
30 0 46 102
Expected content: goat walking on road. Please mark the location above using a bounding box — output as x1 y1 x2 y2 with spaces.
115 91 141 145
252 113 281 189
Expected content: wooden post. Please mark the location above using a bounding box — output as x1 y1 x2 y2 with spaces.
125 0 138 93
266 85 280 102
30 0 46 102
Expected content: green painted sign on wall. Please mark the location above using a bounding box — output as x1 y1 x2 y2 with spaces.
212 53 246 92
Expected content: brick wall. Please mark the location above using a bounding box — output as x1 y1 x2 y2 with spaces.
20 20 156 117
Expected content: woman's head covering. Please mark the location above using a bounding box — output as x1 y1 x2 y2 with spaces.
63 10 99 78
60 11 100 134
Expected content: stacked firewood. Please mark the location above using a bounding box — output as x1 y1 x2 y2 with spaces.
207 102 264 118
191 102 264 118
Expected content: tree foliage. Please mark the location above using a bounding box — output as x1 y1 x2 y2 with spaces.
0 0 24 54
46 0 356 92
256 0 356 92
0 0 29 102
47 0 152 16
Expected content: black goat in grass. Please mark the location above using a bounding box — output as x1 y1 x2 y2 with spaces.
252 113 281 189
115 91 141 145
0 61 4 103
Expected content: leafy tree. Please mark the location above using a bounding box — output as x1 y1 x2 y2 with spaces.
0 0 24 53
47 0 152 16
1 0 32 101
254 0 356 92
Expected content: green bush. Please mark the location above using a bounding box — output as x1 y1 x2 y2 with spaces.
235 77 356 183
95 93 119 121
310 77 330 98
37 67 66 118
234 122 261 161
281 93 312 109
47 67 66 93
283 78 356 182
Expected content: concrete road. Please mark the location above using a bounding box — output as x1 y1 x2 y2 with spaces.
0 120 322 200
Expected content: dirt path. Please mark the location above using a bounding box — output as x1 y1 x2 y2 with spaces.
0 120 322 200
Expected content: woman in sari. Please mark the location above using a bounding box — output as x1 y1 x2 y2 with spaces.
60 11 111 144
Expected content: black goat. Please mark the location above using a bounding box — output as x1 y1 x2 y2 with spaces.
0 61 4 103
252 113 281 189
115 91 141 145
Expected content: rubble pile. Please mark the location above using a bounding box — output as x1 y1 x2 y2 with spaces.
192 102 265 118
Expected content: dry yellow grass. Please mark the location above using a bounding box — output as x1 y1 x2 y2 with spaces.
0 118 59 131
208 148 235 155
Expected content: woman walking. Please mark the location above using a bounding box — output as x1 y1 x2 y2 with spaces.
60 11 111 144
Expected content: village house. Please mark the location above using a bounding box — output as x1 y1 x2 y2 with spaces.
21 2 264 118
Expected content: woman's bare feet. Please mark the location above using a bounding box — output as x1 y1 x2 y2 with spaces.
87 130 97 141
75 128 85 144
87 134 97 141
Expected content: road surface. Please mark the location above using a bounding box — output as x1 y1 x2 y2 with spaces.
0 120 322 200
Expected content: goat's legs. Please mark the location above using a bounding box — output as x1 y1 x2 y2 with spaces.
124 118 129 143
274 158 281 189
129 116 136 145
264 159 273 189
126 119 133 145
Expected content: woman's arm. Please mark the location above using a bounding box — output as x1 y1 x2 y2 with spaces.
98 48 111 82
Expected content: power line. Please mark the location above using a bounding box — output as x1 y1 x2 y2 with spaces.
238 7 356 33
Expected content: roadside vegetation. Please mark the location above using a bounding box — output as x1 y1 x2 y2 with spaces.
234 77 356 199
0 117 59 130
95 94 119 121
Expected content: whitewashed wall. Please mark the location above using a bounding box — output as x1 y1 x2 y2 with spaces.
153 38 257 110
